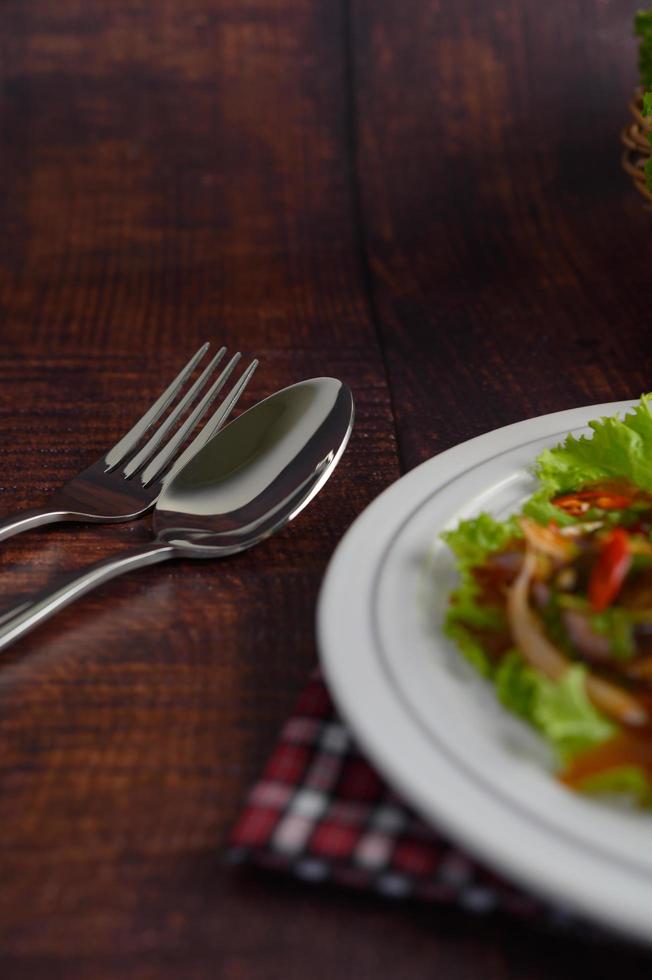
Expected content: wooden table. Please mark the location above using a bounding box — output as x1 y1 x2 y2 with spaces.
1 1 652 976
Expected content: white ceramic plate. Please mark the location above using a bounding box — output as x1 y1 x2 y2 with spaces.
317 400 652 943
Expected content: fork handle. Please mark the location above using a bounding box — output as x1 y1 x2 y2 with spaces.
0 542 177 653
0 507 76 543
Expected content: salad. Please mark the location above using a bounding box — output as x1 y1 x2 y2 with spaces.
443 395 652 804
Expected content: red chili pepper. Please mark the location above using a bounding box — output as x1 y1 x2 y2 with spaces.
588 528 632 612
552 491 634 516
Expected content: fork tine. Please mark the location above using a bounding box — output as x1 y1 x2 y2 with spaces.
122 347 227 477
138 353 242 486
155 359 259 488
140 353 250 487
104 342 210 469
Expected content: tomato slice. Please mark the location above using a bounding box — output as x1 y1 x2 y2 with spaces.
588 528 632 612
552 491 634 516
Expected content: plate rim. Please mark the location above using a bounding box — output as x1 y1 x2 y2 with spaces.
317 398 652 942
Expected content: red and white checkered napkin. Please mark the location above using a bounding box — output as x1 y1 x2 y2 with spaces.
228 670 585 928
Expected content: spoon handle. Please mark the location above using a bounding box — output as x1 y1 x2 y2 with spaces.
0 542 177 654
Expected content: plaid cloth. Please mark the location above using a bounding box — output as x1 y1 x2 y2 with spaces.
227 670 591 929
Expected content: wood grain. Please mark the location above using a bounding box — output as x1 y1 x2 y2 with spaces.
353 0 652 467
1 0 652 977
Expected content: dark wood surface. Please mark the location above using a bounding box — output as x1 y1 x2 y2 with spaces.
1 1 651 976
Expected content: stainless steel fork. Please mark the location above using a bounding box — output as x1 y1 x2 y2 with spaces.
0 343 259 542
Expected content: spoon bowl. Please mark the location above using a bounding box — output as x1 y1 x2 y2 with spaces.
156 377 354 554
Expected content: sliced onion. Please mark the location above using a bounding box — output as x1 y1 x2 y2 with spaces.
519 517 576 561
506 550 568 682
585 673 648 727
506 549 648 727
559 521 603 536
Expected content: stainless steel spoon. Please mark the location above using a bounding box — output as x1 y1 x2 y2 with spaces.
0 378 354 652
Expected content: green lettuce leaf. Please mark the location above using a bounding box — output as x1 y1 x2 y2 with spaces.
496 654 652 803
577 766 652 805
636 10 652 88
494 648 539 720
495 652 615 762
533 394 652 497
522 490 577 527
589 607 636 660
444 621 494 677
442 514 519 676
642 84 652 188
646 156 652 191
644 89 652 116
441 512 520 568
